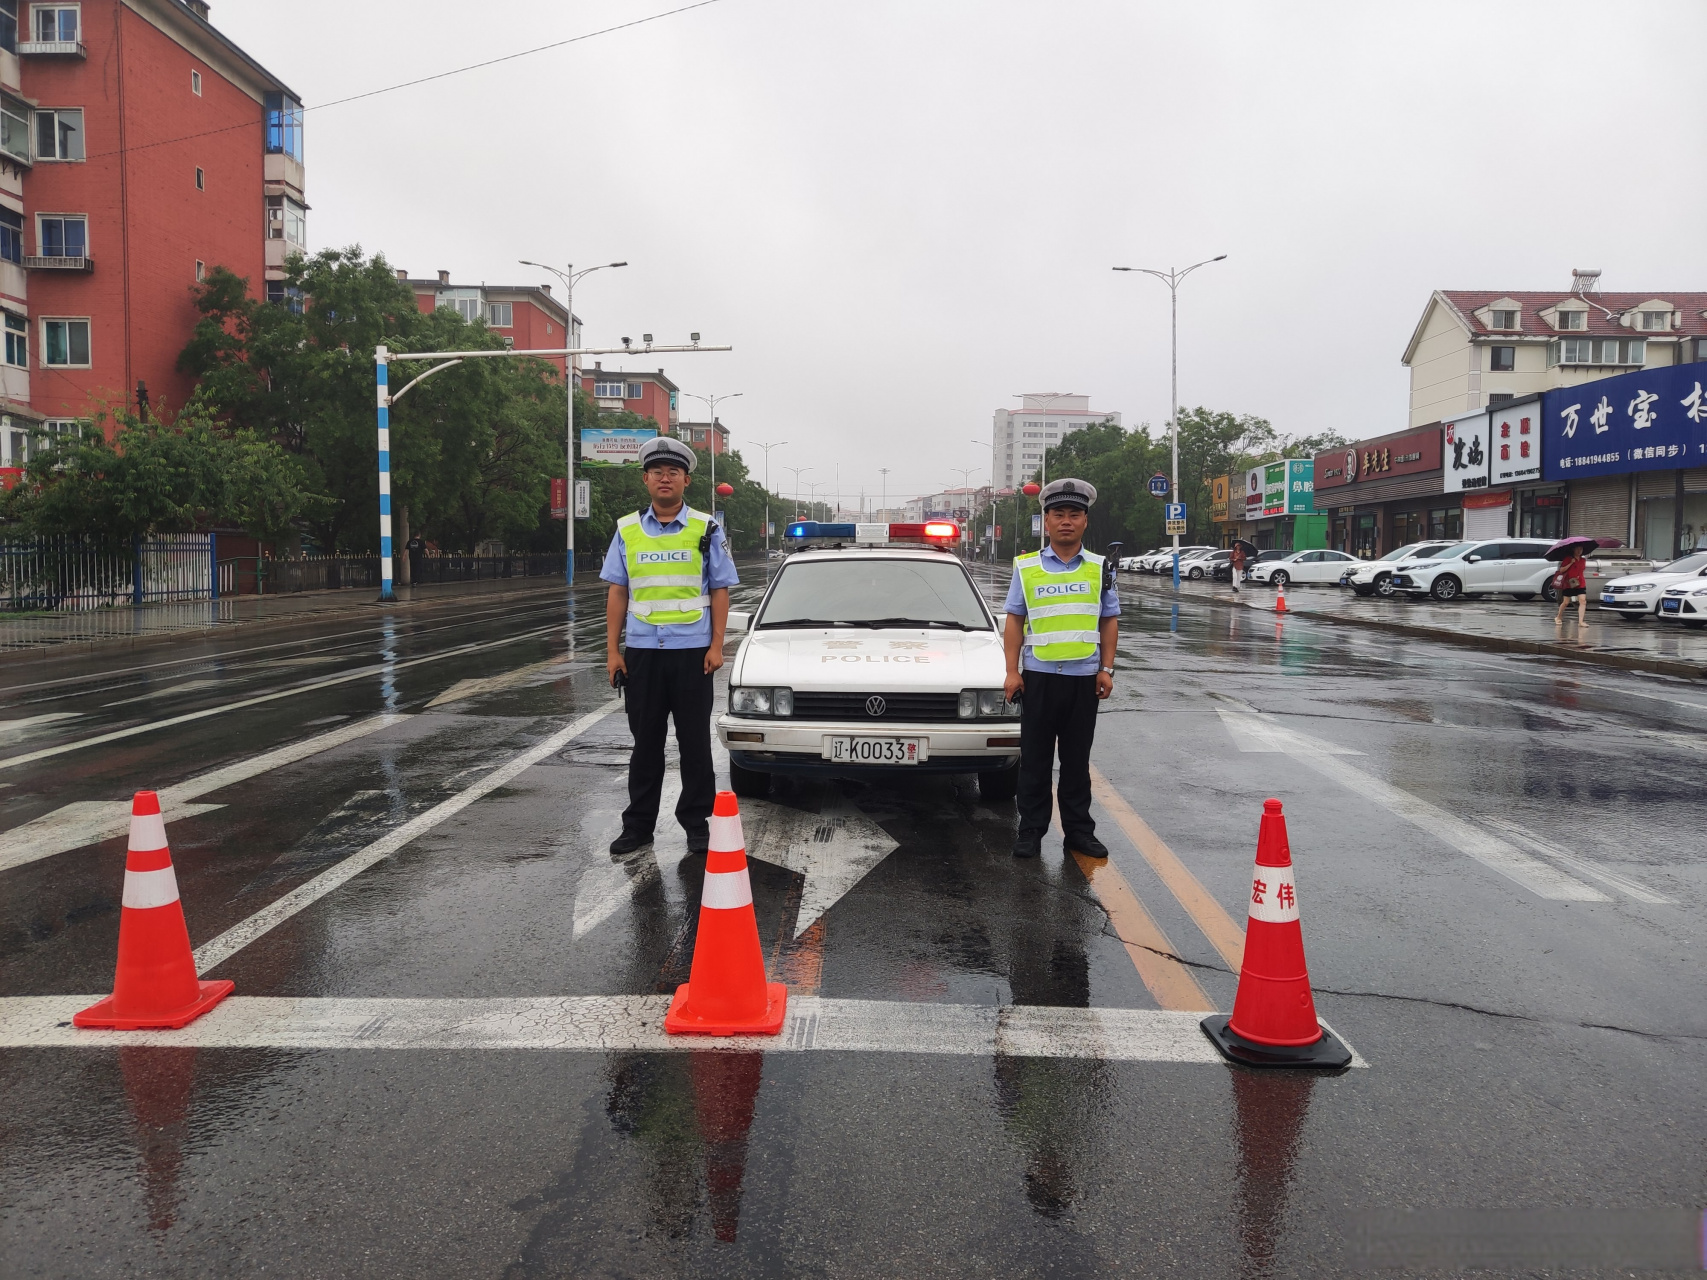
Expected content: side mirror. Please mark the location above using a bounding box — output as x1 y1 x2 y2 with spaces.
1466 555 1481 562
727 610 751 634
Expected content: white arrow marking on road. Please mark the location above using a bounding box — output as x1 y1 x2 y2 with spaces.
1482 816 1674 905
572 770 689 939
426 659 581 709
0 712 83 739
1216 708 1610 902
740 795 900 938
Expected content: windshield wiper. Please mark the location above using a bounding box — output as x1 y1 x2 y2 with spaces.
865 617 980 631
756 617 860 629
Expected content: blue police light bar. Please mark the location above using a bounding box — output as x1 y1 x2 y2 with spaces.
786 521 857 539
784 520 960 543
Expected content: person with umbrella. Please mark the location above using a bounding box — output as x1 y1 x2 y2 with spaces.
1549 536 1595 626
1230 538 1257 593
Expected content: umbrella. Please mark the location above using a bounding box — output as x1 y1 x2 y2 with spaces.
1545 535 1604 562
1231 538 1259 559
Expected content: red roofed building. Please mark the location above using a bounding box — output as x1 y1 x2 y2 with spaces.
580 364 678 434
403 270 576 381
1402 270 1707 428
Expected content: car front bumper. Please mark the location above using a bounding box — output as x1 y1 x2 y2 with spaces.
719 715 1021 774
1598 593 1656 611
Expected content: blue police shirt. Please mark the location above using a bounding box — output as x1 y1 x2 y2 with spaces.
1003 543 1121 676
600 505 740 649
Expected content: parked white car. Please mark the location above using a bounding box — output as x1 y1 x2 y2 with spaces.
1339 542 1456 597
1182 549 1233 580
1247 548 1360 588
1598 550 1707 622
1141 546 1214 573
1387 538 1560 602
1658 578 1707 628
718 542 1022 801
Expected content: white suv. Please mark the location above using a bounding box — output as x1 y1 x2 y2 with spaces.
1387 539 1561 602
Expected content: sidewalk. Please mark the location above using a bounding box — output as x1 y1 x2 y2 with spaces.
1119 573 1707 680
0 574 573 652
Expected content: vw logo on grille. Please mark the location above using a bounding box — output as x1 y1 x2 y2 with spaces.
864 695 887 717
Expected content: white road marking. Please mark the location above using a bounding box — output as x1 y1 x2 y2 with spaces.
0 712 82 739
1481 816 1675 905
0 626 557 772
0 993 1365 1066
572 770 687 939
427 658 577 709
1217 709 1610 902
101 679 223 707
740 795 900 937
192 699 625 973
0 714 409 874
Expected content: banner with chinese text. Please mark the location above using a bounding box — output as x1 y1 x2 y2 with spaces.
1542 362 1707 480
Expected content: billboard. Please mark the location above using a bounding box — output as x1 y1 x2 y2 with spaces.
1542 361 1707 481
1262 462 1288 516
1210 474 1230 521
1443 410 1491 493
1285 459 1315 514
580 426 657 465
1314 428 1442 491
1489 397 1542 487
1244 467 1264 519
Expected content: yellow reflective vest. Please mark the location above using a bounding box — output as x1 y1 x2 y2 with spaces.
1016 550 1104 662
619 508 711 625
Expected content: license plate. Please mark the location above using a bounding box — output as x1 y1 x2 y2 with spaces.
825 736 924 764
1601 593 1616 604
1662 598 1681 612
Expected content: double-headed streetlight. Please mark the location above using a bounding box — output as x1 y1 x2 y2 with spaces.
682 390 741 506
1112 255 1226 559
749 439 786 558
785 465 812 519
519 258 627 582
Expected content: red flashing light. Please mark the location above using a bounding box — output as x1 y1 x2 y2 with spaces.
923 521 959 539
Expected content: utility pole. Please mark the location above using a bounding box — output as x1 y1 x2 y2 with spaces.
878 467 889 515
786 466 812 520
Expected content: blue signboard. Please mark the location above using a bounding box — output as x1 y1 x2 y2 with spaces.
1542 361 1707 481
1148 473 1170 497
1164 503 1186 521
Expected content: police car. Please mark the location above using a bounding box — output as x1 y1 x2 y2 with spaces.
718 520 1022 801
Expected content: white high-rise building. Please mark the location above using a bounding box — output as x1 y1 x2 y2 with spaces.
992 393 1121 490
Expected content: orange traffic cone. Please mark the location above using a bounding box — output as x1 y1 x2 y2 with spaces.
74 791 233 1030
665 791 787 1036
1202 798 1350 1069
1274 582 1287 614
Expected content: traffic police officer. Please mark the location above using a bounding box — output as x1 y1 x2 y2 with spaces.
1002 478 1120 860
602 436 740 857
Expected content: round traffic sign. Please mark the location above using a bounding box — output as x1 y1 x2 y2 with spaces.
1148 473 1170 497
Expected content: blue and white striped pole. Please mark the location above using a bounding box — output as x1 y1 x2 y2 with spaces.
376 345 395 602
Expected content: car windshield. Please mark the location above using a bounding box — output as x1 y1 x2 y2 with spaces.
1422 542 1475 560
758 557 992 629
1380 544 1421 561
1658 550 1707 574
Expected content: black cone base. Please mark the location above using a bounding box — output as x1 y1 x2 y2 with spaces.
1200 1014 1352 1071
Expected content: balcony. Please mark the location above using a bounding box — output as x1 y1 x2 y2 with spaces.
24 254 91 272
17 40 86 57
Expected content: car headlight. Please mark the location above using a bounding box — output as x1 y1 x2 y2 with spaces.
960 689 1019 719
729 687 792 716
1693 587 1707 597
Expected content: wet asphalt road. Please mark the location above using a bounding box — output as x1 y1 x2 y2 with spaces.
2 568 1704 1278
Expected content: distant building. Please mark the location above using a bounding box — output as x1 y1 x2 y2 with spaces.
991 393 1121 489
903 486 984 524
580 364 678 434
404 270 576 381
675 418 727 455
1402 270 1707 428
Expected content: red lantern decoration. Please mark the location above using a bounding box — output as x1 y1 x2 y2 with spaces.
1021 482 1041 497
715 482 734 497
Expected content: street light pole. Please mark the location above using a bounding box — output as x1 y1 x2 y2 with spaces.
751 439 786 559
1113 255 1226 565
970 438 993 560
878 468 889 515
520 259 627 583
683 391 742 509
786 466 811 520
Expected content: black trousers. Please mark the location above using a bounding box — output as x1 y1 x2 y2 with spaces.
1016 671 1100 840
621 646 715 837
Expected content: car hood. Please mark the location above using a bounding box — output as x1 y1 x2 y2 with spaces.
733 628 1006 691
1605 571 1705 589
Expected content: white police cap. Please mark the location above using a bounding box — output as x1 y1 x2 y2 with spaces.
1039 478 1096 510
637 435 697 473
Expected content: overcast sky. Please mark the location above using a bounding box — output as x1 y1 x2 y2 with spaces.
217 0 1706 508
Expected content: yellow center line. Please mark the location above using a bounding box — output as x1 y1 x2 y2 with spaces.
1070 851 1215 1011
1088 764 1248 974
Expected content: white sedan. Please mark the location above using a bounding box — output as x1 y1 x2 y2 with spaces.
718 541 1022 801
1598 550 1707 622
1658 578 1707 628
1247 549 1360 588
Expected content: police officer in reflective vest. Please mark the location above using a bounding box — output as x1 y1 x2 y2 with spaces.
1002 478 1120 860
602 436 740 858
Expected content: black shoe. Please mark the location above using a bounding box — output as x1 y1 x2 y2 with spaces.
609 829 654 857
1065 832 1109 860
1012 832 1043 859
685 829 710 857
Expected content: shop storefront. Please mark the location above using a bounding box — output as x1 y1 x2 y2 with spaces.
1313 426 1447 558
1240 459 1324 550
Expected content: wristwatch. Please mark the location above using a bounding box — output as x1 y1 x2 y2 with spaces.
1100 665 1115 676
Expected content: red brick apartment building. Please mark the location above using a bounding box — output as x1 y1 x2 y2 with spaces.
0 0 304 479
580 365 679 434
404 270 577 381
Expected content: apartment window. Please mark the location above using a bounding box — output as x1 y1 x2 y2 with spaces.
0 96 27 163
1556 309 1586 331
0 1 15 54
194 166 204 190
34 108 83 161
1487 393 1513 407
1023 431 1042 438
1490 345 1515 372
265 280 303 313
191 69 202 96
487 301 512 327
3 312 24 367
38 215 85 258
1491 309 1518 330
264 92 303 161
436 288 481 323
41 317 89 366
625 383 642 399
593 380 624 398
265 195 306 247
0 207 19 264
194 260 205 281
1553 337 1643 366
33 5 77 42
1639 310 1670 331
